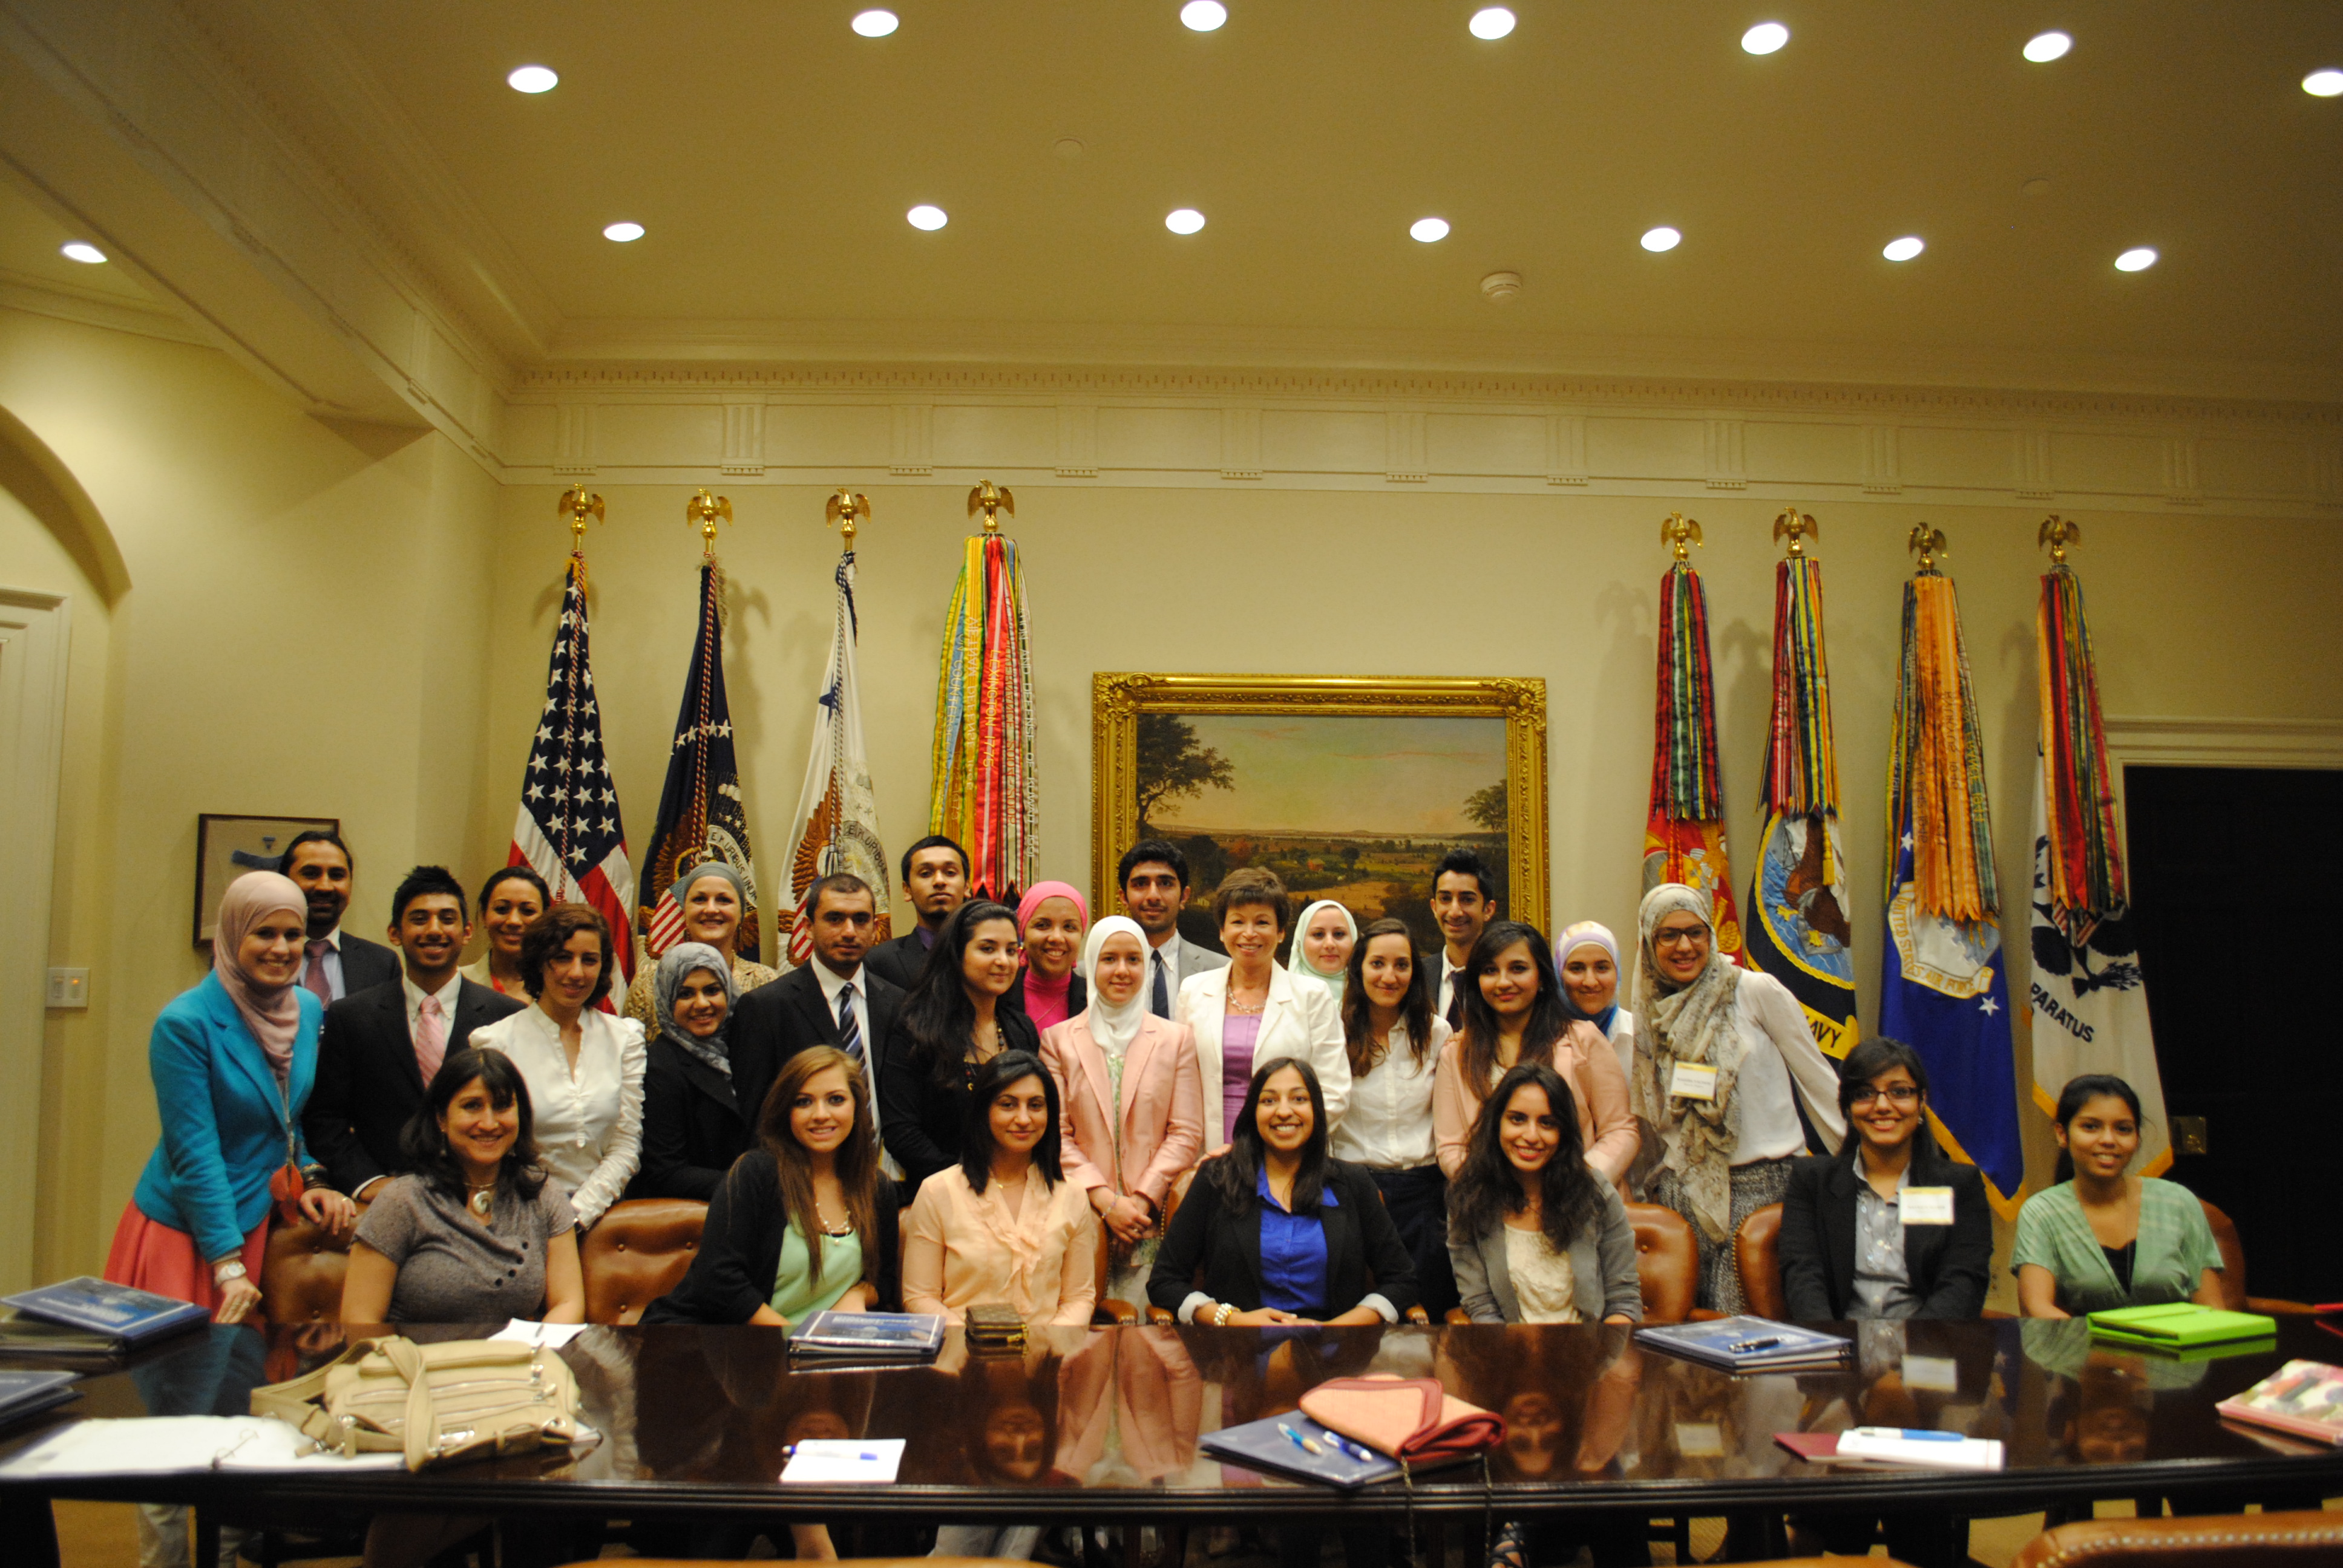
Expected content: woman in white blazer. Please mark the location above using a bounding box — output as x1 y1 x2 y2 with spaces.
1176 869 1349 1149
470 903 646 1230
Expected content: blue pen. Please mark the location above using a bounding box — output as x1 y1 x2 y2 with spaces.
1328 1433 1378 1463
1277 1422 1325 1457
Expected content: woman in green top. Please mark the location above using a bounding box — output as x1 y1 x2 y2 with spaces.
2012 1074 2223 1318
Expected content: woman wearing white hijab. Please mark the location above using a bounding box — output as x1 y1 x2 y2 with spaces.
1040 916 1205 1303
1554 920 1635 1085
1289 898 1358 1001
1631 883 1846 1313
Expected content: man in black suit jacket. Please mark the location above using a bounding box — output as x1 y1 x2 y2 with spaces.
283 828 401 1002
304 866 524 1197
730 874 904 1172
860 835 969 993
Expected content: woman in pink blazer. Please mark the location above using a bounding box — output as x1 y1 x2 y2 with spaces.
1041 915 1205 1304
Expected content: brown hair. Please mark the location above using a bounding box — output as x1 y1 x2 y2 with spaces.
756 1046 881 1285
1343 918 1435 1078
519 903 618 1006
1211 866 1289 932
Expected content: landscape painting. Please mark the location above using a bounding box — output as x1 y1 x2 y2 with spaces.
1091 674 1550 952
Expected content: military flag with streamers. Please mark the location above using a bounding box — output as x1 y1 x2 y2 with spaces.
638 554 761 964
780 522 893 965
1643 521 1743 957
1744 518 1858 1057
929 483 1036 901
1878 539 2022 1213
509 550 636 989
2028 538 2169 1173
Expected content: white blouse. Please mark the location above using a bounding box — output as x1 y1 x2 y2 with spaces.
471 1004 647 1228
1329 1018 1452 1169
1708 971 1845 1165
1605 1008 1637 1086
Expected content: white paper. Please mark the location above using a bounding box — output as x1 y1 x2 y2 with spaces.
1672 1422 1724 1457
1898 1187 1955 1226
780 1437 905 1484
1903 1355 1959 1393
0 1416 404 1477
1668 1063 1719 1102
489 1318 589 1348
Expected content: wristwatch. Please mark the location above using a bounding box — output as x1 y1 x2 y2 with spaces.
212 1260 249 1284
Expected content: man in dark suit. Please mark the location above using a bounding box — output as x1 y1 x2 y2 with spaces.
283 828 400 1006
304 865 524 1197
1118 838 1228 1020
1426 846 1499 1030
860 835 971 994
730 872 905 1177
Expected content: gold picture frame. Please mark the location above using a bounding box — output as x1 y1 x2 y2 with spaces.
1091 673 1550 939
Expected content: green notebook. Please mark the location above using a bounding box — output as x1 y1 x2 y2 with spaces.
2087 1301 2276 1351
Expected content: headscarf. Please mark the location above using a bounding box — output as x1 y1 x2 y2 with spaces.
652 940 737 1080
1289 900 1358 1001
673 860 746 947
1078 917 1151 1065
1015 881 1089 1031
1629 883 1746 1244
1553 920 1622 1036
211 871 308 1085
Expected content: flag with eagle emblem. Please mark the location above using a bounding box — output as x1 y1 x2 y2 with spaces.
639 558 761 963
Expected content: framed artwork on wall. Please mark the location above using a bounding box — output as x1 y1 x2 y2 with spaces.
194 813 338 946
1091 673 1549 952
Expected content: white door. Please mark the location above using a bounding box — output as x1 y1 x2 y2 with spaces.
0 588 69 1293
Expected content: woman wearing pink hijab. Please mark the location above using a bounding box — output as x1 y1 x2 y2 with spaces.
1014 881 1089 1031
105 871 356 1327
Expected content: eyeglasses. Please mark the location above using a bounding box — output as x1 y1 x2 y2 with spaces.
1850 1085 1921 1107
1651 927 1710 949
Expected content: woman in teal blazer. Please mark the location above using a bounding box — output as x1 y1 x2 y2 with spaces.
104 872 355 1327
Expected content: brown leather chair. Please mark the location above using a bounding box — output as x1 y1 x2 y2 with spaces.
1092 1215 1139 1325
581 1197 706 1324
1441 1200 1699 1325
259 1197 370 1323
2198 1200 2316 1315
2010 1510 2343 1566
1143 1166 1429 1325
1732 1201 1790 1319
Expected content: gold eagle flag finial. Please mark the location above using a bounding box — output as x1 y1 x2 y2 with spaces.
557 484 605 550
826 487 870 549
968 480 1014 534
1908 523 1948 572
1659 511 1703 563
1773 506 1818 558
686 488 733 557
2038 514 2081 565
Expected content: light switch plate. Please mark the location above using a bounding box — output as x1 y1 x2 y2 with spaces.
45 968 90 1008
2171 1115 2207 1156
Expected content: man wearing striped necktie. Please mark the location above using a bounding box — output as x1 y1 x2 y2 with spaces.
730 872 909 1190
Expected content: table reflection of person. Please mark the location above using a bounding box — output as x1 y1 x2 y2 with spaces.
1440 1325 1645 1568
932 1328 1086 1561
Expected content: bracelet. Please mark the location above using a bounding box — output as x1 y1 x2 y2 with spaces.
1213 1302 1236 1327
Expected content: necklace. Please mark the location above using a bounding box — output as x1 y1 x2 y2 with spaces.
465 1179 496 1217
811 1198 854 1238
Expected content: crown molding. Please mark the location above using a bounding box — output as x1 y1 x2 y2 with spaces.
0 267 209 347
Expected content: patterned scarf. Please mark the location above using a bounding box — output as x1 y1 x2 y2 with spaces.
1630 883 1745 1243
652 941 737 1079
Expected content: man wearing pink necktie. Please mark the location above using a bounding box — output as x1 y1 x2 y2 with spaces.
282 828 399 1002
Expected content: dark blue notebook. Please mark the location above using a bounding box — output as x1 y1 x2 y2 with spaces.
1201 1413 1403 1490
2 1278 210 1350
1633 1315 1850 1373
0 1370 82 1429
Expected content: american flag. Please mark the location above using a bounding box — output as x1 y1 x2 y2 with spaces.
507 555 636 987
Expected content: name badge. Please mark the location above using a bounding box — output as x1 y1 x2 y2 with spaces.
1899 1186 1956 1226
1673 1422 1724 1457
1668 1062 1719 1101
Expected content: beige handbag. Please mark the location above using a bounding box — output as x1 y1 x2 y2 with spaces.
252 1335 579 1471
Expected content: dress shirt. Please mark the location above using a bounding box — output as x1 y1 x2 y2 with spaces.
401 972 464 1047
1714 971 1849 1163
1329 1019 1450 1169
1148 938 1182 1004
1849 1162 1919 1320
1256 1168 1332 1316
900 1164 1098 1325
1437 953 1461 1021
300 927 346 1001
471 1004 646 1229
809 958 868 1028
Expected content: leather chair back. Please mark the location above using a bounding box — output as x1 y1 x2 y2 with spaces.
261 1209 359 1324
1732 1203 1789 1320
2200 1198 2250 1310
581 1198 707 1324
2010 1509 2343 1566
1624 1201 1699 1323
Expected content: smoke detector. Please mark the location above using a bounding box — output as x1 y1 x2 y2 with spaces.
1480 270 1523 302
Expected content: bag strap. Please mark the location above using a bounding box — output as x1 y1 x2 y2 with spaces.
250 1339 373 1449
376 1336 439 1470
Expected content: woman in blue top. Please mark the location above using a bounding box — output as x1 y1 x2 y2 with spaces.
104 872 355 1327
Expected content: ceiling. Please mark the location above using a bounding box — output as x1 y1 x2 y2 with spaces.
24 1 2343 394
0 180 163 306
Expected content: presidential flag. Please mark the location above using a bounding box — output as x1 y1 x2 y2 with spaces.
640 558 761 963
780 544 893 965
930 486 1037 902
1643 549 1743 956
1878 563 2022 1213
509 554 635 986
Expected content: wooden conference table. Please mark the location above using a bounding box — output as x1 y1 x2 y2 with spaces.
1 1316 2338 1567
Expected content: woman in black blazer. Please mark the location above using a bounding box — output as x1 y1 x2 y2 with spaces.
1148 1057 1417 1325
646 1046 900 1326
879 900 1041 1193
1777 1037 1991 1321
635 943 755 1200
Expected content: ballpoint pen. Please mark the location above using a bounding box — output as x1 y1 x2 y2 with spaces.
1277 1422 1324 1457
1726 1337 1780 1352
1326 1432 1379 1463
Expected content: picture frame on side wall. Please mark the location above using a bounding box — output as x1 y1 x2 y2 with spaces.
1092 674 1549 953
194 813 339 946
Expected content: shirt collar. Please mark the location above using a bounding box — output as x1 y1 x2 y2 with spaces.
319 927 344 952
812 958 863 1005
915 923 938 950
1855 1158 1914 1203
402 971 463 1014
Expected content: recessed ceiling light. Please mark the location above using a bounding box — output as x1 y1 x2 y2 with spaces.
2305 69 2343 97
1180 1 1227 31
1882 236 1925 262
2023 31 2072 63
1410 217 1450 243
59 241 106 264
601 221 644 243
851 10 899 37
907 204 949 230
1165 207 1206 235
2114 246 2158 272
1640 226 1682 252
506 65 559 94
1468 8 1515 41
1741 22 1789 55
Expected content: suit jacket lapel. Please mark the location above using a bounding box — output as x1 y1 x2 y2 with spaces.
210 987 287 1131
378 983 425 1094
1072 1019 1118 1140
1321 1177 1359 1307
1122 1017 1169 1128
1823 1159 1861 1307
788 969 841 1046
1901 1152 1947 1289
668 1039 740 1116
